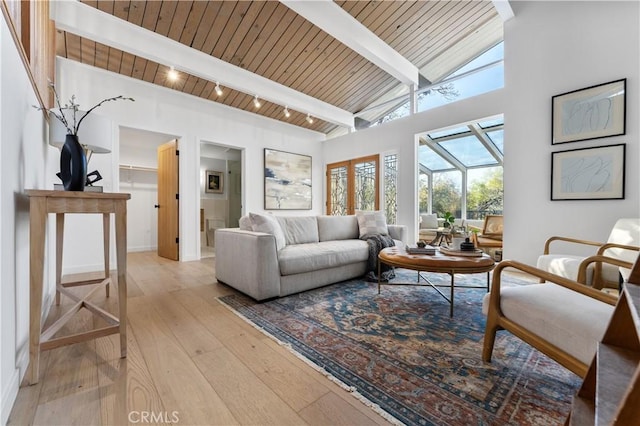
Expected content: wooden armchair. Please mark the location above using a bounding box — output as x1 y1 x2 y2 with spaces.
470 215 503 250
537 218 640 289
482 257 625 377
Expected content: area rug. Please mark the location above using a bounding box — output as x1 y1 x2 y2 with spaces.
219 270 579 425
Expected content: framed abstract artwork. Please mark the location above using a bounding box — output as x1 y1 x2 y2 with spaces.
264 148 312 210
205 170 223 194
552 79 626 144
551 144 625 200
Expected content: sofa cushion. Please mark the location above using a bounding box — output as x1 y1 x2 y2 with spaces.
278 240 369 276
317 215 359 241
238 215 252 230
276 216 319 245
249 213 286 251
482 284 614 365
420 214 438 229
356 210 388 238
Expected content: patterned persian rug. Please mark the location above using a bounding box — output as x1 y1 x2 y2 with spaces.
219 270 579 425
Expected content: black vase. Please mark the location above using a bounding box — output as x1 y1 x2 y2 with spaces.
59 134 87 191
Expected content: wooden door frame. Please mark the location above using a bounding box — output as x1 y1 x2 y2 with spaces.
326 154 380 215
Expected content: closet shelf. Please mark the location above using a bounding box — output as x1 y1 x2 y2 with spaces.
119 164 157 172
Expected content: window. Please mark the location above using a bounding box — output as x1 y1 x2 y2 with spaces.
418 116 503 220
327 155 379 215
384 154 398 224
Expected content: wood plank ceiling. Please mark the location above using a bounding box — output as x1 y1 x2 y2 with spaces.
56 1 500 134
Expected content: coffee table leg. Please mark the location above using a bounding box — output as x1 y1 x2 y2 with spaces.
450 273 455 317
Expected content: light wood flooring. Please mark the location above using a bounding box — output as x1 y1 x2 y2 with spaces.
8 251 390 426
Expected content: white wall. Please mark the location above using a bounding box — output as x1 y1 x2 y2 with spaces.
1 14 57 424
503 1 639 265
324 1 639 266
56 57 326 266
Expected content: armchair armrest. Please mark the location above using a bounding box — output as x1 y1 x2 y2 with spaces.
577 253 638 289
542 236 603 255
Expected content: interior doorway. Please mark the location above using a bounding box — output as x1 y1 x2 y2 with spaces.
200 142 242 259
118 126 179 256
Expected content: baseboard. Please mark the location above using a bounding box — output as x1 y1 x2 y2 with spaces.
1 367 19 425
127 246 155 253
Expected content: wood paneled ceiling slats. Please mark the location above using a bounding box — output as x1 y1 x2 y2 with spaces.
189 1 223 51
226 2 279 69
239 4 295 73
131 55 146 81
177 1 207 47
125 2 147 27
58 1 501 134
154 1 178 37
403 2 489 68
65 32 82 62
167 1 194 43
120 51 136 77
80 38 96 67
391 2 466 64
219 2 266 66
139 0 161 33
203 2 249 59
111 0 130 22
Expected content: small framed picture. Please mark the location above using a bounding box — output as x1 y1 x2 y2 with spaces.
552 79 626 144
551 144 625 200
205 170 223 194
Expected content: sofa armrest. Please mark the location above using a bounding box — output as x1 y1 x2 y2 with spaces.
388 224 408 245
214 228 281 300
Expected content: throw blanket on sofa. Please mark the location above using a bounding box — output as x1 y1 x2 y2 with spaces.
362 234 396 282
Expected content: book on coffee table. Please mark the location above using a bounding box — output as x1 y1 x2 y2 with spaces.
405 244 436 255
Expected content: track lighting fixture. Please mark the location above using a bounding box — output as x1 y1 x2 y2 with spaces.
215 82 223 96
253 95 261 108
284 106 291 118
167 66 178 82
306 113 314 124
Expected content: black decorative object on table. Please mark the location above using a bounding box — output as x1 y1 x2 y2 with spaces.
460 237 475 251
58 134 87 191
34 83 134 191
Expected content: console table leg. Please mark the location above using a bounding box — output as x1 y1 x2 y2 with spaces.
115 202 128 358
28 198 46 385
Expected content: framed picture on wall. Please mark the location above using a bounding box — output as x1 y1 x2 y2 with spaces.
205 170 224 194
551 143 625 200
264 148 312 209
552 78 626 144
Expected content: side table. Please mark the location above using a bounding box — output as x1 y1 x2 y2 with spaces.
26 190 130 384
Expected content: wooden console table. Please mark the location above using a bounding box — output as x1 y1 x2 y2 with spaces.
26 190 130 384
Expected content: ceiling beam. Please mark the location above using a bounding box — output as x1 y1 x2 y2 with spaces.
51 0 355 129
280 0 419 86
492 1 515 21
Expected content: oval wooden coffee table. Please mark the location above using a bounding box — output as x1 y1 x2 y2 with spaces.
378 246 496 317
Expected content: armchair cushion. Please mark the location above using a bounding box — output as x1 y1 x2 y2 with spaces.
482 284 612 365
420 214 438 229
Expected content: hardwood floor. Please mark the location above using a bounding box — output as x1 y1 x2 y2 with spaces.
8 252 390 425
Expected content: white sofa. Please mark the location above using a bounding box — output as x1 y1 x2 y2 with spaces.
215 214 407 300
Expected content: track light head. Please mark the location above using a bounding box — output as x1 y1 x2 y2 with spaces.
284 106 291 118
306 113 314 124
253 95 261 108
215 82 223 96
167 66 178 82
